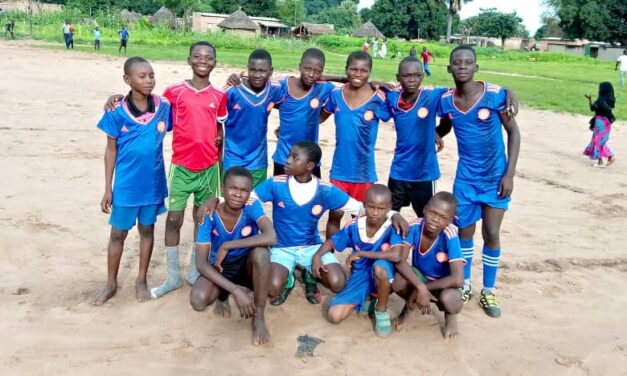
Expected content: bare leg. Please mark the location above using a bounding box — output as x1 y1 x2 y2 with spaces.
248 247 271 346
373 265 391 312
327 304 356 324
136 224 154 302
437 288 463 338
165 210 185 247
268 263 289 297
326 209 344 238
93 228 128 305
151 210 185 298
189 275 220 311
318 263 346 293
482 206 505 250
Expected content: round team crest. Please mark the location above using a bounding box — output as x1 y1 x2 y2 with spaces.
477 108 490 120
311 204 323 216
381 243 391 252
363 110 374 121
240 226 252 237
417 107 429 119
436 252 449 263
157 121 166 133
310 98 320 109
266 102 275 112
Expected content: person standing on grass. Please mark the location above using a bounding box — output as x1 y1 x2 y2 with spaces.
363 39 369 53
63 20 72 49
380 38 387 59
4 20 14 39
584 82 616 168
69 22 75 49
373 38 378 59
118 26 129 54
94 27 101 50
421 47 434 77
409 45 417 57
616 50 627 89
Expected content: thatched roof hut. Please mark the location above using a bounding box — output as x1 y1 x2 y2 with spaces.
150 6 175 25
291 22 335 38
217 9 260 35
120 9 141 23
353 21 384 38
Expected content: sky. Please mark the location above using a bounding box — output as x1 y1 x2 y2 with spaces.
358 0 548 34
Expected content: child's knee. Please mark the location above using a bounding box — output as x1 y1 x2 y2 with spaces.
325 266 346 292
250 247 270 266
439 289 463 314
165 212 184 231
482 225 500 245
373 265 391 283
190 290 209 312
327 307 346 324
137 225 154 238
110 228 128 243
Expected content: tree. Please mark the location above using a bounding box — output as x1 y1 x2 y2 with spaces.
277 0 306 26
314 0 361 34
534 15 563 40
552 0 625 45
433 0 473 43
368 0 450 40
462 8 524 49
359 7 371 22
210 0 277 17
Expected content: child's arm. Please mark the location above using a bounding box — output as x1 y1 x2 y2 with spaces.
498 114 521 199
422 261 464 290
394 244 434 314
345 245 402 266
436 116 452 138
195 243 256 318
101 136 117 214
320 74 348 84
312 238 335 279
104 94 124 112
213 217 277 272
216 121 224 167
319 109 332 124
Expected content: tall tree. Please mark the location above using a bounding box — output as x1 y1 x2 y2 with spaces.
314 0 361 34
368 0 449 40
304 0 341 16
433 0 472 43
210 0 277 17
277 0 306 26
553 0 625 45
461 8 524 49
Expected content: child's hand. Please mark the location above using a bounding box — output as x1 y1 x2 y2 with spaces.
410 285 435 314
214 136 223 147
584 94 592 100
233 287 256 319
213 246 229 273
312 255 327 279
100 190 112 213
435 134 444 153
390 213 409 237
104 94 123 112
196 197 220 224
499 174 514 199
345 252 361 267
226 72 244 87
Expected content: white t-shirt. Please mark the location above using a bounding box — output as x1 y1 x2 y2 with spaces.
617 55 627 72
63 24 71 34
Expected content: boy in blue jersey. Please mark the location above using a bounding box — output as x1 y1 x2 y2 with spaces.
313 185 403 337
437 45 521 318
393 192 465 338
320 51 392 204
93 57 172 306
192 167 276 346
223 49 283 188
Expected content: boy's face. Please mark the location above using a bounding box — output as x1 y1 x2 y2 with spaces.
422 200 455 234
448 49 478 83
396 61 423 94
299 57 324 87
345 59 371 89
222 175 252 210
365 193 391 227
284 146 313 177
247 58 273 91
123 62 155 96
188 45 216 78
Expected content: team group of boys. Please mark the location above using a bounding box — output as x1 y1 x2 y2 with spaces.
93 40 520 345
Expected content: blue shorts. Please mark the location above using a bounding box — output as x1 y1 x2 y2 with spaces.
270 245 339 274
453 181 510 228
109 203 167 231
329 259 394 312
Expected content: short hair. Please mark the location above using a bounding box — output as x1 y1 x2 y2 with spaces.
398 56 422 73
293 141 322 165
301 48 326 64
366 184 392 203
223 166 253 185
346 50 372 70
123 56 150 75
189 41 216 57
449 45 477 63
429 191 457 211
248 48 272 67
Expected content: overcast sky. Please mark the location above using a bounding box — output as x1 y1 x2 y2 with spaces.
358 0 548 34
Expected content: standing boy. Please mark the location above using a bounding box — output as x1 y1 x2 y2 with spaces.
223 49 283 187
421 47 434 77
437 45 521 318
393 192 465 338
93 57 172 305
191 167 276 346
313 185 403 337
118 25 129 54
94 27 101 50
63 20 71 49
616 49 627 89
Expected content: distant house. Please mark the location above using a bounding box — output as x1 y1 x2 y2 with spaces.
192 11 289 37
291 22 335 38
540 38 623 61
353 21 384 39
120 9 142 23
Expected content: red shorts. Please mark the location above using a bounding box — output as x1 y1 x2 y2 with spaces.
330 179 374 203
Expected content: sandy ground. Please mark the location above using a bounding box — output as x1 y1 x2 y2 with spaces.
1 41 627 376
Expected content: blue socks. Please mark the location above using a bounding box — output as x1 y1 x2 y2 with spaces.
482 246 501 293
151 246 182 298
460 238 474 286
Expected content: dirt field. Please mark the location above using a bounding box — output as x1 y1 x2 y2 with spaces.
1 41 626 375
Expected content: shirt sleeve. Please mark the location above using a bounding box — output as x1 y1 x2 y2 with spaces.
388 227 403 247
323 90 337 113
444 226 465 263
436 92 449 118
489 87 507 112
217 94 228 123
324 184 356 212
375 92 392 122
196 217 214 244
97 111 119 139
331 226 353 252
248 199 267 223
253 178 274 203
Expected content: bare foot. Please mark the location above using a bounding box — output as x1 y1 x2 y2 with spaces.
607 157 616 166
92 281 117 306
135 279 151 302
213 299 232 318
442 313 459 339
252 314 270 346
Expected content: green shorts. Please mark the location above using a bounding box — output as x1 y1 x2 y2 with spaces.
250 168 267 188
168 163 220 211
413 267 441 300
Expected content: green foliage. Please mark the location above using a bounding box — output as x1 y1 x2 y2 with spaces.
304 0 341 16
462 8 524 48
556 0 625 44
209 0 278 17
276 0 306 26
534 16 563 40
313 0 361 35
